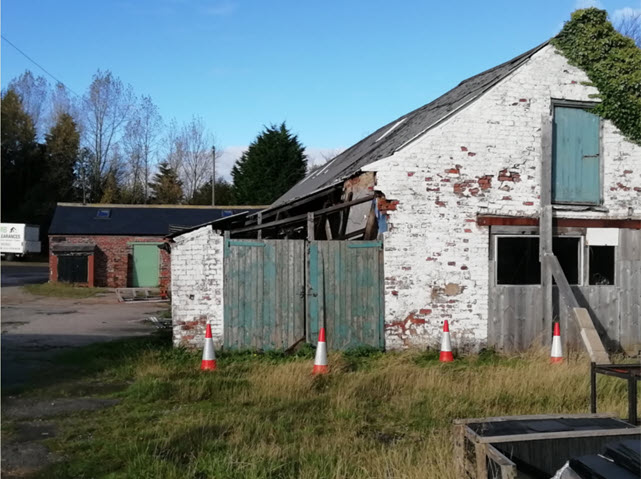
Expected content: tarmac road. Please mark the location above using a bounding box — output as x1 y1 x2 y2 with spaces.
1 280 167 390
1 262 49 287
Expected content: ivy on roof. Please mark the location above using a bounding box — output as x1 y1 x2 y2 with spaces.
552 8 641 145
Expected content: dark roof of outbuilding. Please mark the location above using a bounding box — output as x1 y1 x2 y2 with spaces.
49 203 265 236
274 41 549 207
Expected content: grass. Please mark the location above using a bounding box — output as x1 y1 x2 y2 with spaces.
23 282 107 298
5 333 638 479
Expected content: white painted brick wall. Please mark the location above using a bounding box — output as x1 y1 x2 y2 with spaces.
171 226 224 349
366 45 641 350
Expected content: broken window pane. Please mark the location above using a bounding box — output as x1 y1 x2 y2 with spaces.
552 237 581 285
497 237 540 285
589 246 615 285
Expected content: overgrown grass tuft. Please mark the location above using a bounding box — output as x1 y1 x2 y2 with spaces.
7 334 637 479
23 282 107 298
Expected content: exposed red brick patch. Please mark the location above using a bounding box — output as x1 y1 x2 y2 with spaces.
623 170 633 175
460 146 468 151
419 308 432 315
378 198 399 212
478 175 493 190
461 265 468 270
464 228 473 233
502 196 512 200
467 152 476 157
498 169 521 182
407 172 415 177
523 201 534 206
519 98 528 102
617 183 631 191
448 261 456 266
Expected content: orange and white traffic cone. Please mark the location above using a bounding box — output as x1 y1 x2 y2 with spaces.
439 320 454 362
550 322 563 364
201 323 217 371
312 328 328 375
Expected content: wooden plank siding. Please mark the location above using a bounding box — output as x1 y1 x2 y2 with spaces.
224 239 305 351
307 241 385 350
489 228 641 354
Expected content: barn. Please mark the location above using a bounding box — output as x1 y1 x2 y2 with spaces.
48 203 263 288
170 29 641 355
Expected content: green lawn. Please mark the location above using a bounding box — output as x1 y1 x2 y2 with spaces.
23 282 107 298
5 333 637 479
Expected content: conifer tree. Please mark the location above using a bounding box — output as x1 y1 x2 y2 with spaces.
231 123 307 204
149 162 183 204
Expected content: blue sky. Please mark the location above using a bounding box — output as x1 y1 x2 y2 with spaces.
2 0 639 176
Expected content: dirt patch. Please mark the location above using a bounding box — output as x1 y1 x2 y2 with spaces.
12 421 57 443
3 397 120 420
1 441 57 478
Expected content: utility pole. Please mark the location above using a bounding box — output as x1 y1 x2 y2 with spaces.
211 145 216 206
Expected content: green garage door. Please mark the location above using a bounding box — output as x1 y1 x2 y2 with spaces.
132 244 159 287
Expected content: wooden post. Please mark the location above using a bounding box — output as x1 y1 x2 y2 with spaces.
590 362 597 414
307 213 315 241
257 212 262 240
540 113 554 346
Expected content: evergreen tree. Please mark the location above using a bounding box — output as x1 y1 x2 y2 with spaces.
149 162 183 204
100 168 122 203
189 178 235 205
45 113 80 202
231 123 307 204
1 89 42 222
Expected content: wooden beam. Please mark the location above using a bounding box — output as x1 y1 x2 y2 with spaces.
477 215 641 229
363 200 378 240
256 212 262 240
230 194 375 235
307 212 315 241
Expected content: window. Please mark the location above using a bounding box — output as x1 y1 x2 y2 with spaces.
552 106 600 205
496 236 541 285
495 235 582 285
95 209 111 219
552 237 581 285
589 246 615 285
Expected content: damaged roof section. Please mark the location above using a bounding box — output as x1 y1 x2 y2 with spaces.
274 41 549 207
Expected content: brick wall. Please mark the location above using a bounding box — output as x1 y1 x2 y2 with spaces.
170 226 224 349
48 235 170 288
365 45 641 350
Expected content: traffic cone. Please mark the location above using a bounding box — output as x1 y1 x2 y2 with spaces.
439 320 454 362
200 323 217 371
312 328 328 375
550 322 563 364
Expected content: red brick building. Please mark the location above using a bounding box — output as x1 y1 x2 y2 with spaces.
48 203 262 288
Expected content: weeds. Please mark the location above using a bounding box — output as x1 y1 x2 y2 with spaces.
4 335 637 479
23 282 107 298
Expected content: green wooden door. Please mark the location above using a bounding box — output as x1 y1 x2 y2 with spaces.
224 239 306 350
552 106 600 204
132 244 159 287
307 241 385 350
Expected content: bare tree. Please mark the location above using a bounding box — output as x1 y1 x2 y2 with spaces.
614 9 641 48
49 82 80 129
8 71 49 138
123 95 163 203
81 70 135 201
181 116 212 201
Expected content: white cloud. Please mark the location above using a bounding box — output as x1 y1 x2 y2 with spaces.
574 0 604 9
611 6 641 23
202 1 236 16
215 146 345 180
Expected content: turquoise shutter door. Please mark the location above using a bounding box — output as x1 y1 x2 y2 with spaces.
552 107 600 204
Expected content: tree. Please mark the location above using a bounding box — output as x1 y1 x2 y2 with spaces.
1 89 41 222
123 95 162 203
161 116 213 201
8 71 49 138
231 123 307 204
82 70 135 201
149 162 183 204
45 113 80 202
189 177 235 205
614 9 641 48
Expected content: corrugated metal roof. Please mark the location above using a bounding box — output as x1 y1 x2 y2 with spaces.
274 41 549 206
49 204 264 236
